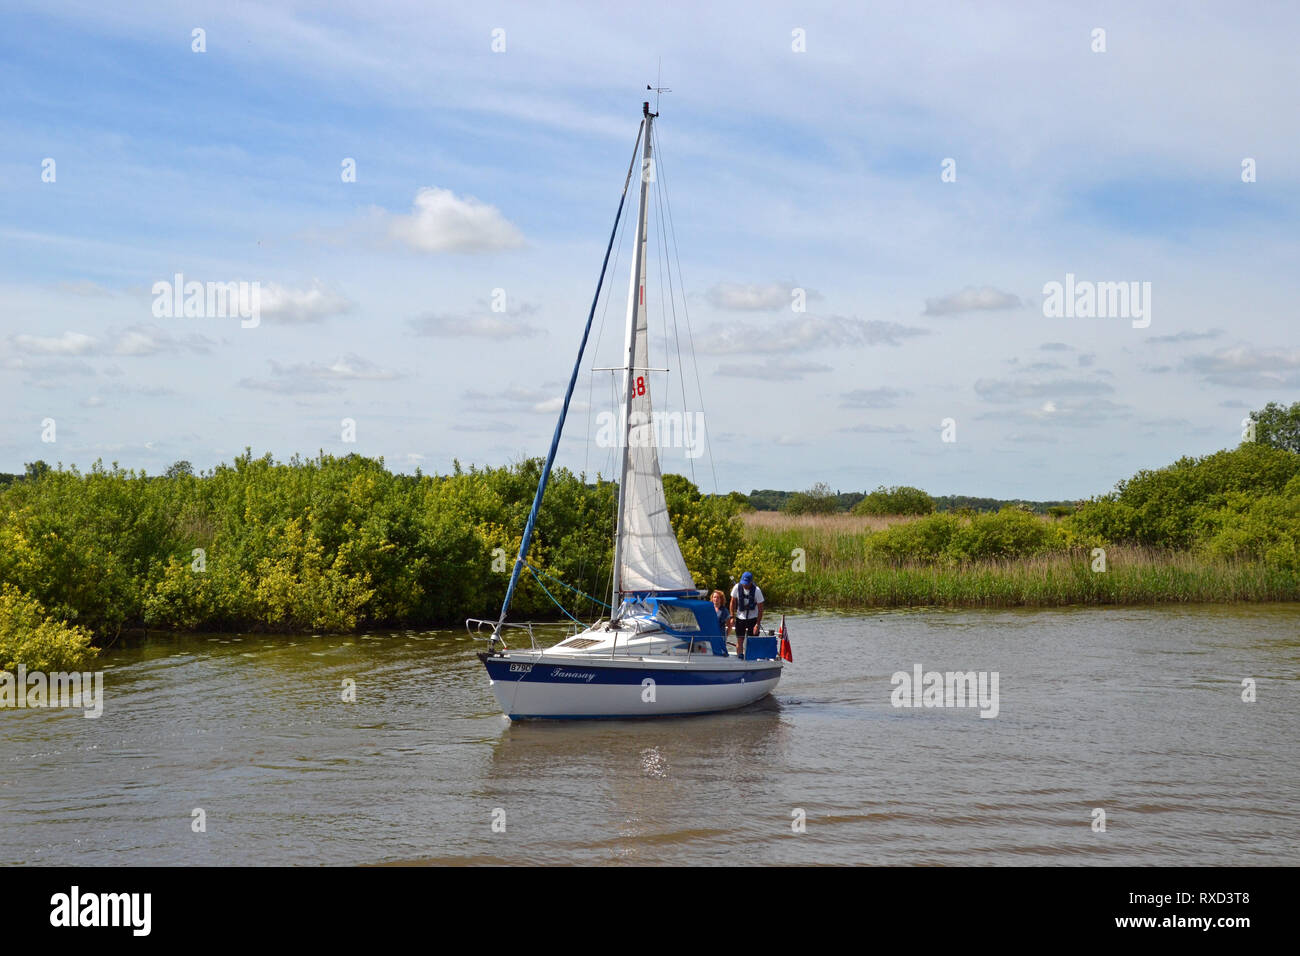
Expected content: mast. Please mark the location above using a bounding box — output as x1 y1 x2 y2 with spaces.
612 101 655 608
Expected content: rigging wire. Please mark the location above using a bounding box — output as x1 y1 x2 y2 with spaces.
653 122 720 496
526 564 586 625
579 140 639 620
651 124 695 486
527 563 611 610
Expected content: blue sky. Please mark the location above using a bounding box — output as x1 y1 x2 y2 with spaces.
2 0 1297 499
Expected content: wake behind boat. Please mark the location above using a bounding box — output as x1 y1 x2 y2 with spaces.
469 97 791 719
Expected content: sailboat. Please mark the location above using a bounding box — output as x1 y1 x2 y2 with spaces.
470 99 789 719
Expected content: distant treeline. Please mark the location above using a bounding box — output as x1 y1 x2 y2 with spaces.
744 487 1077 515
747 401 1300 516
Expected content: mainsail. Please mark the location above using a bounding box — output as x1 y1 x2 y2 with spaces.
612 104 696 596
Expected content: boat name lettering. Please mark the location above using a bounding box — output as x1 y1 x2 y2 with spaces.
551 668 597 682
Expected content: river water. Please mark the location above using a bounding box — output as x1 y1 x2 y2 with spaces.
3 605 1297 865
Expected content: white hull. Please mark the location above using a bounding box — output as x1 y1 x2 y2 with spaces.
481 652 782 719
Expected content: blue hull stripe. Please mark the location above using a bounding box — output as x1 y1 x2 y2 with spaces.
508 709 752 720
484 659 780 686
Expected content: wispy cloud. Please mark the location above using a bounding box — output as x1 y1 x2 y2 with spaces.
705 281 819 312
716 358 831 380
408 312 542 338
840 387 909 408
10 325 216 357
979 398 1131 428
1181 347 1300 388
838 422 910 434
113 324 215 356
462 385 585 414
924 286 1021 316
974 376 1115 403
258 281 356 324
709 315 926 354
10 331 99 355
1146 329 1223 345
240 354 403 393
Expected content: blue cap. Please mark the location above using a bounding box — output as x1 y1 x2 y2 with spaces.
740 571 754 584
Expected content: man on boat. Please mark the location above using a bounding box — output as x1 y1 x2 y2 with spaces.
729 572 764 657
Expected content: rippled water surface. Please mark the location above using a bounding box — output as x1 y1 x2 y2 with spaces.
3 605 1298 865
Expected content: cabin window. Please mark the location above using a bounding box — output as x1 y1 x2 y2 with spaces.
617 600 655 620
657 604 700 632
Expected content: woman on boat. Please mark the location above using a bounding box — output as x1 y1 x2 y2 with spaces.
710 589 731 636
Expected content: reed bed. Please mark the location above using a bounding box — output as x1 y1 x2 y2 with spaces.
739 511 922 534
741 514 1300 608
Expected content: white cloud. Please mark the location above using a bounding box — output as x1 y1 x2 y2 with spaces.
840 387 909 408
974 376 1115 403
709 315 926 354
451 420 514 432
838 422 910 434
716 358 831 380
705 282 818 312
318 354 401 380
1146 329 1223 345
408 312 542 338
113 324 215 356
239 353 402 393
388 187 524 253
1182 347 1300 388
56 280 117 297
10 331 99 355
1004 432 1059 444
258 281 355 323
924 286 1022 316
978 399 1130 428
462 385 584 414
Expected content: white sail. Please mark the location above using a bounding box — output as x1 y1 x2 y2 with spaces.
614 109 696 595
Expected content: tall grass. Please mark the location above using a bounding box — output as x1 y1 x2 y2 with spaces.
741 511 919 535
742 513 1300 607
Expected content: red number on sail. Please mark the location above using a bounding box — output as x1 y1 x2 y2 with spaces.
636 376 645 396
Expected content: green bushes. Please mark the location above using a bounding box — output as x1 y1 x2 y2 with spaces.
852 485 935 516
1068 443 1300 555
781 482 840 515
857 508 1069 564
0 585 98 671
0 454 743 643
